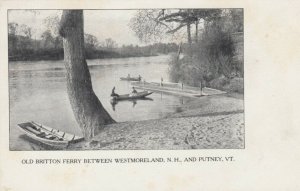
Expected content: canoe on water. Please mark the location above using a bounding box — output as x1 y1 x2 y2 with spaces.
112 91 153 101
120 77 141 81
18 121 84 148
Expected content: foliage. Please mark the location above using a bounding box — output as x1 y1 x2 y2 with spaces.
209 76 244 93
129 10 172 43
84 34 98 49
168 9 244 91
129 9 223 45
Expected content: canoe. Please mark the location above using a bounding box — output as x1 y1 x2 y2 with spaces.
120 77 141 81
18 121 84 148
112 91 153 101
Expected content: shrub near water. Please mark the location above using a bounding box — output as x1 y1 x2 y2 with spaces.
168 21 243 93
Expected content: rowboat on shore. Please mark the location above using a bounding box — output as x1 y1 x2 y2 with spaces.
120 77 141 81
18 121 84 148
111 90 153 101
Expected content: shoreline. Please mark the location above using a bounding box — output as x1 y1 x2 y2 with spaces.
68 93 244 150
8 53 160 62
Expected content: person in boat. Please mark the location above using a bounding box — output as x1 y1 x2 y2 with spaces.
130 87 138 97
127 74 131 79
132 87 137 94
138 75 142 81
111 86 119 97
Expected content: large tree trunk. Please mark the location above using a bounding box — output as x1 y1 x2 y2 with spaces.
59 10 115 139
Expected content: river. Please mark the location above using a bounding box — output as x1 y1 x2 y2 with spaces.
9 55 190 150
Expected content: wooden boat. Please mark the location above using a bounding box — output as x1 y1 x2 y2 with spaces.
112 91 153 101
111 97 153 104
18 121 84 148
120 77 141 81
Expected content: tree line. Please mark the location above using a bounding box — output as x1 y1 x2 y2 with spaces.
8 22 179 61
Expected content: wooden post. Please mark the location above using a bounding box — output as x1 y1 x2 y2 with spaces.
200 81 202 95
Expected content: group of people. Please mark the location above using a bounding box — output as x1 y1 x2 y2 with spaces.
127 74 142 82
111 74 142 98
111 86 137 98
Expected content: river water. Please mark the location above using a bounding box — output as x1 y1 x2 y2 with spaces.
9 55 190 150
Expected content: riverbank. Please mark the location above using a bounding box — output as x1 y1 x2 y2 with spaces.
69 93 244 150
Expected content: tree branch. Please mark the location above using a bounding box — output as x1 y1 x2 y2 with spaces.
166 23 186 34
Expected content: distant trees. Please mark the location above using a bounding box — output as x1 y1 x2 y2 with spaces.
8 20 63 60
8 22 35 56
84 34 98 49
19 24 32 39
44 14 61 37
8 22 18 35
8 22 33 38
8 23 19 54
8 19 178 61
104 38 117 50
41 30 55 49
43 14 63 49
8 10 183 61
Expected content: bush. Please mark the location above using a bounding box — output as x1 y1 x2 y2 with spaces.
208 76 243 93
168 18 244 92
168 53 184 83
226 77 244 93
208 75 230 89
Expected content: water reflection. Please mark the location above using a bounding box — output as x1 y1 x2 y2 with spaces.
110 97 154 111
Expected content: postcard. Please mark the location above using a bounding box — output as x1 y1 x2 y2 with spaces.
0 0 299 190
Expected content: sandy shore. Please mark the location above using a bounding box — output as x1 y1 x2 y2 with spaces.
69 93 244 150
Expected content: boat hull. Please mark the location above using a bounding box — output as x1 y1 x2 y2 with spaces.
18 122 84 149
120 77 140 81
112 91 153 101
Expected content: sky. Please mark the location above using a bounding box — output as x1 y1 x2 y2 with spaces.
8 10 143 46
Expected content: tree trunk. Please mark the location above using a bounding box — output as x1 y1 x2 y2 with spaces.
59 10 115 139
195 20 199 43
187 23 192 45
186 22 192 56
176 43 182 61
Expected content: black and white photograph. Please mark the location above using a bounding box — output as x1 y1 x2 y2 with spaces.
2 0 300 190
8 9 244 151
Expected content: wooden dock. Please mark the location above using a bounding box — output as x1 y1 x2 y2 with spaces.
131 81 226 98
